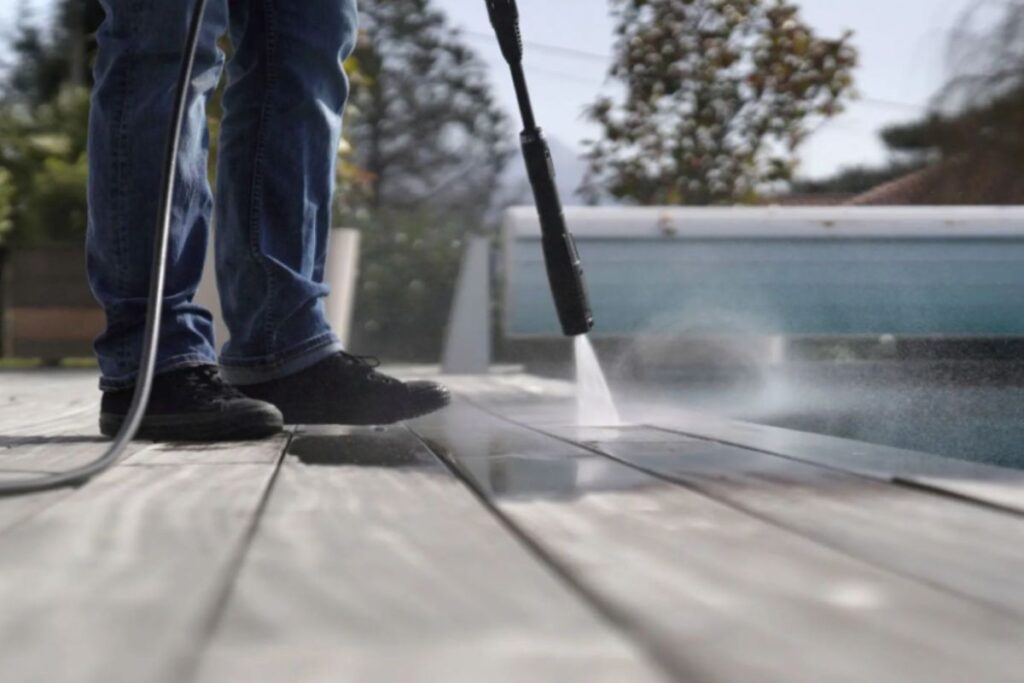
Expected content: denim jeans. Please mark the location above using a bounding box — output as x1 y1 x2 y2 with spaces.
86 0 358 390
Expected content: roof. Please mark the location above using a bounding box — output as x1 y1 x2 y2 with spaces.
848 152 1024 206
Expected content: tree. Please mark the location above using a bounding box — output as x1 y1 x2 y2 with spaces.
343 0 512 223
1 0 103 105
583 0 857 205
884 1 1024 162
0 0 97 247
352 208 471 360
0 87 90 246
795 0 1024 205
341 0 513 359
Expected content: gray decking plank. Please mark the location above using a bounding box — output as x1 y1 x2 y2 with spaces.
467 374 1024 516
410 400 1024 683
194 425 666 683
126 439 284 466
0 434 289 683
0 378 113 532
647 412 1024 514
538 423 1024 618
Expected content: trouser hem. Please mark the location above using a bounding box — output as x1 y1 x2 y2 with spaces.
99 354 218 392
219 333 343 386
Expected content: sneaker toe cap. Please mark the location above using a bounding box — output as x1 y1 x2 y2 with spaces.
406 381 451 414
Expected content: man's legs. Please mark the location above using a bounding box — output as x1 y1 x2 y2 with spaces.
87 0 227 389
88 0 283 440
212 0 449 425
89 0 448 432
215 0 357 384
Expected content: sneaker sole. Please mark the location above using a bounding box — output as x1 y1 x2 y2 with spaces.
100 405 284 442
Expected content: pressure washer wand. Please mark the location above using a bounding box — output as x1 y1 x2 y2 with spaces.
486 0 594 337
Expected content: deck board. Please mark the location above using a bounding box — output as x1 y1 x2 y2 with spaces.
537 423 1024 618
0 427 289 683
465 376 1024 616
195 425 665 683
410 399 1024 683
0 377 115 533
469 373 1024 515
3 369 1024 681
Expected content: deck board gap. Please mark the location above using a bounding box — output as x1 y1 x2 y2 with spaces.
406 423 692 683
644 423 1024 519
175 429 294 683
462 398 1024 617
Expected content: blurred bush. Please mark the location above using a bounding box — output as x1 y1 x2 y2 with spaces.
340 0 512 360
0 0 97 248
349 208 470 361
0 168 13 241
0 87 90 246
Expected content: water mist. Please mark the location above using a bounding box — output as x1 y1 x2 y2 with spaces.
575 336 621 426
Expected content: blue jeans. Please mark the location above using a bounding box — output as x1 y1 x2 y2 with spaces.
86 0 358 390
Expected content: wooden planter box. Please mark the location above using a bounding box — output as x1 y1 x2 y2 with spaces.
1 247 103 361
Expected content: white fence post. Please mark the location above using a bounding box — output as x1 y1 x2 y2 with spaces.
442 236 491 374
325 228 361 348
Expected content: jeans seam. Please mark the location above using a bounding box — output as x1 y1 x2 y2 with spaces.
245 0 279 355
111 6 139 366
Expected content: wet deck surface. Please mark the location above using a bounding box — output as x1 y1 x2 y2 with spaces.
2 368 1024 682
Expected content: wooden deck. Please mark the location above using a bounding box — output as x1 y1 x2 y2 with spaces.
2 368 1024 682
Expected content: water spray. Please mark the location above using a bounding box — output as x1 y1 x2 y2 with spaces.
485 0 594 337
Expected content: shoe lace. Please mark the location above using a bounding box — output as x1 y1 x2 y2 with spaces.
337 352 398 384
182 365 243 399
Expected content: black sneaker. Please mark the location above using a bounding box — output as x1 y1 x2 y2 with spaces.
236 352 451 425
100 365 284 441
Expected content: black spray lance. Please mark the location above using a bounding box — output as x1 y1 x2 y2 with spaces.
486 0 594 337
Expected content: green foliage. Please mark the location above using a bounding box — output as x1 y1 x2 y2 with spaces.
0 168 14 241
349 208 469 360
342 0 512 360
3 0 103 105
584 0 857 205
344 0 512 222
0 87 90 246
0 0 98 247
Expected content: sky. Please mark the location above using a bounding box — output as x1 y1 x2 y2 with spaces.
1 0 986 179
432 0 981 180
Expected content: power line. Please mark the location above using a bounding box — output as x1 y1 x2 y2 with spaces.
462 29 612 62
465 30 931 112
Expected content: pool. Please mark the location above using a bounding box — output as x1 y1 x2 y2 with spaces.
504 206 1024 337
503 206 1024 468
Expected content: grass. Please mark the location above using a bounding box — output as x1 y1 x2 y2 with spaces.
0 357 98 369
